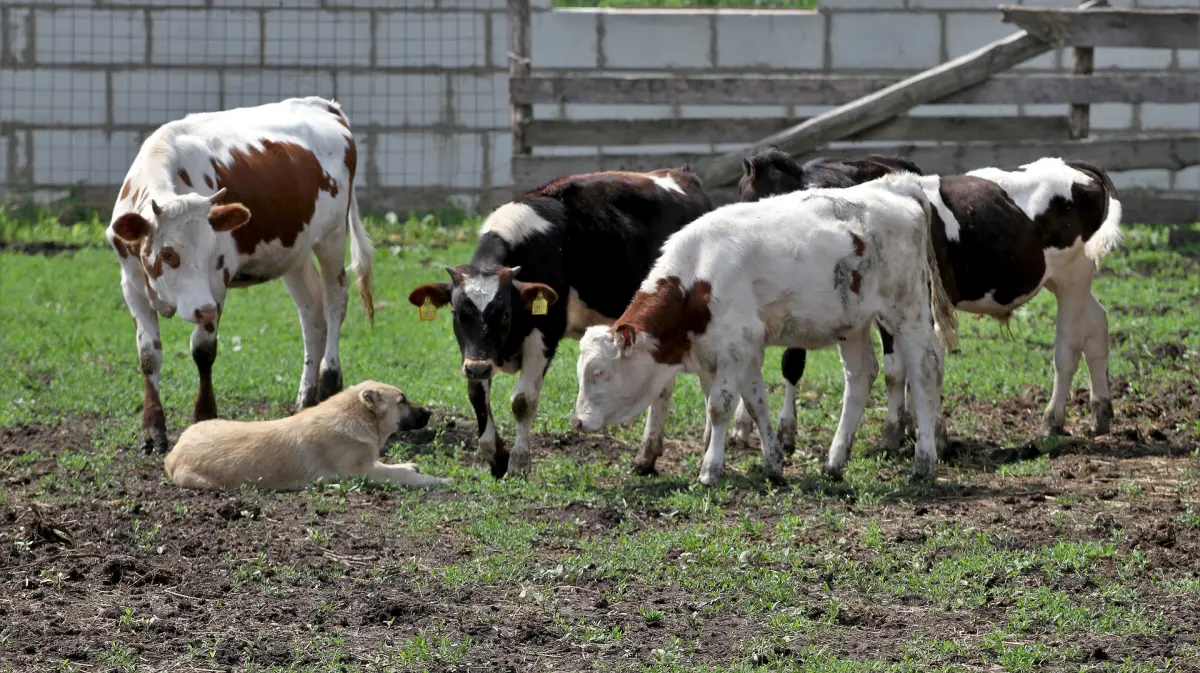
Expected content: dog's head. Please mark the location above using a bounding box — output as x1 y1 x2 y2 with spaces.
356 381 433 439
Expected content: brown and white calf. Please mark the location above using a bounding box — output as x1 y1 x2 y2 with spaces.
408 168 712 478
572 174 958 484
106 96 373 453
737 148 1123 450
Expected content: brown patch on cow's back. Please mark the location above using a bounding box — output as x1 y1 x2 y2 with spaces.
614 276 713 365
119 180 132 201
209 140 337 256
344 137 358 184
177 169 192 187
851 232 866 256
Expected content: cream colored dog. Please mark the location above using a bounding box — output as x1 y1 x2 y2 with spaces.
164 380 451 490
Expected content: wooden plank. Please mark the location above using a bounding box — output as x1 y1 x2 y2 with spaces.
1069 0 1105 139
1118 190 1200 226
696 0 1104 187
1001 6 1200 49
512 134 1200 189
527 116 1074 147
511 73 1198 107
508 0 532 157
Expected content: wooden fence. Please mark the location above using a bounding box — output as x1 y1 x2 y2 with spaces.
507 1 1200 223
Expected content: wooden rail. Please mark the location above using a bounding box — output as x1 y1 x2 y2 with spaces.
1001 6 1200 49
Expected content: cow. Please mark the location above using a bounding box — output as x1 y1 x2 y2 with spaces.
727 150 930 454
571 173 958 485
407 168 713 479
105 96 373 454
736 146 1123 453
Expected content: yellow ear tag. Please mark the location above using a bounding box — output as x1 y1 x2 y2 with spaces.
418 297 438 321
531 291 548 316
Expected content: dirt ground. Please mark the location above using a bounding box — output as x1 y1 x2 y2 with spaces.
3 381 1199 672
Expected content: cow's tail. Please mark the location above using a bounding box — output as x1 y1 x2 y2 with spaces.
905 179 958 353
347 187 375 329
1069 160 1123 264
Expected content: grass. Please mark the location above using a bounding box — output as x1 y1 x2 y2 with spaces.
2 204 1199 671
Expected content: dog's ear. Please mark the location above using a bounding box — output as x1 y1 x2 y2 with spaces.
360 388 384 415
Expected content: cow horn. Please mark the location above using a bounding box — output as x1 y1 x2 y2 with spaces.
207 187 227 203
150 200 163 217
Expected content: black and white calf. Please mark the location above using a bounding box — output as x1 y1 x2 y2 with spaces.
737 147 1124 450
408 168 713 478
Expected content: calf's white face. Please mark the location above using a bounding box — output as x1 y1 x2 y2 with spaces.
573 325 679 432
111 188 251 324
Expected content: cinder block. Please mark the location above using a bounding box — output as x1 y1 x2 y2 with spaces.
215 0 317 7
0 70 107 125
34 9 145 65
908 0 1003 8
264 10 370 67
376 132 483 188
326 0 428 7
112 70 220 125
532 103 561 121
714 13 824 70
1089 103 1135 131
909 104 1020 117
529 9 599 69
151 10 259 65
224 71 336 112
489 131 513 187
0 135 8 185
336 74 446 127
1140 103 1200 130
32 130 142 186
1109 169 1172 190
678 104 789 119
1177 50 1199 68
822 0 905 7
5 8 32 64
439 0 508 8
601 143 709 155
377 13 488 68
564 104 674 120
1135 0 1200 7
452 73 508 130
107 0 205 5
1173 165 1200 190
1094 47 1173 70
830 13 940 70
353 133 372 189
602 13 711 69
944 12 1057 70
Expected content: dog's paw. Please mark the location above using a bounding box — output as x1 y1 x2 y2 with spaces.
395 462 421 472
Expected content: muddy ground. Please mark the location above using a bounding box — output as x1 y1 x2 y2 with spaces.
3 381 1199 672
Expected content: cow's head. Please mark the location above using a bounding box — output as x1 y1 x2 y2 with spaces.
739 146 806 202
110 188 251 325
572 324 681 432
408 265 558 381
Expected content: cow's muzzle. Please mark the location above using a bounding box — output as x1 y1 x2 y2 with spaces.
462 359 496 381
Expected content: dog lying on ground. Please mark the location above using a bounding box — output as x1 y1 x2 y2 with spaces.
164 380 452 491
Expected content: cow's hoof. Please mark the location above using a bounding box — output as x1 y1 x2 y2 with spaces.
1041 410 1068 437
879 421 906 455
489 449 510 480
698 467 723 486
776 422 797 457
298 385 319 411
141 435 169 455
504 451 532 480
632 463 659 477
765 472 788 488
1089 399 1114 437
822 466 845 482
317 368 343 402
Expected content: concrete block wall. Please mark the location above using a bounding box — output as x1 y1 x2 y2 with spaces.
1 0 510 213
1 0 1196 212
524 0 1199 192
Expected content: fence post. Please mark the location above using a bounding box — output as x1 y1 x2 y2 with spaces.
1068 0 1105 139
508 0 533 163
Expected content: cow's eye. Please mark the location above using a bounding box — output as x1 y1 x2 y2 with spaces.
590 368 607 383
161 248 180 267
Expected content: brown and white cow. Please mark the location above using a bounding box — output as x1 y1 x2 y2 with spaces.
105 96 373 453
572 173 958 484
737 147 1123 451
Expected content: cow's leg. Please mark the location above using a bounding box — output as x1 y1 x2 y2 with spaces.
282 259 328 410
122 276 167 454
1043 278 1085 436
878 327 911 454
1080 292 1113 436
634 376 675 476
777 348 807 456
698 368 715 450
823 327 878 480
895 329 945 480
738 355 785 485
699 365 739 486
730 398 756 445
313 238 350 402
506 330 554 479
468 379 505 476
190 308 221 424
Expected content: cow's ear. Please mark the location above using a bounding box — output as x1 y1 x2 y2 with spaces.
613 324 637 357
514 282 557 312
408 283 452 308
742 157 756 182
209 203 251 232
111 212 152 242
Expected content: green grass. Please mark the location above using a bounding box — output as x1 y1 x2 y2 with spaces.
2 206 1199 672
